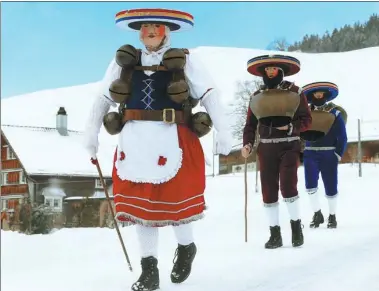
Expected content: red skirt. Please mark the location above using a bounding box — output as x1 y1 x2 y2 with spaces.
112 125 206 226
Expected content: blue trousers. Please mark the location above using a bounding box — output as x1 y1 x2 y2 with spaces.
303 150 339 197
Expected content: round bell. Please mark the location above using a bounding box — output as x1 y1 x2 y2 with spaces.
109 78 132 103
167 80 190 103
103 112 123 135
115 44 139 68
190 112 213 138
162 48 187 71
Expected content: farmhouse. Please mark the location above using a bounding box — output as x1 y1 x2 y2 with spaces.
0 107 116 229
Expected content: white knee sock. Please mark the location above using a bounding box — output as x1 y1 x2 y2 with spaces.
136 225 159 258
308 191 321 212
285 198 300 221
265 204 279 227
327 197 338 215
173 223 194 246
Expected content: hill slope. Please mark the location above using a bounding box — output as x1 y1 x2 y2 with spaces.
2 46 379 174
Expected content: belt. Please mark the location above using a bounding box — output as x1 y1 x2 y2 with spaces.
260 136 300 143
304 146 336 151
122 109 186 124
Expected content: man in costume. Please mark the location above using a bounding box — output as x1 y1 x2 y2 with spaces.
241 55 312 249
300 82 347 229
83 8 232 291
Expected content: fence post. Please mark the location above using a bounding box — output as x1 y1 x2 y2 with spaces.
358 119 362 177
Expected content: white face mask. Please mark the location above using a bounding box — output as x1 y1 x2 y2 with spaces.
139 24 171 52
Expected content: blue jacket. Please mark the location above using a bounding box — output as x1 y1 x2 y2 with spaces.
305 108 348 157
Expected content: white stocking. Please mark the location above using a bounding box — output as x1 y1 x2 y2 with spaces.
285 198 301 221
173 223 194 246
136 225 159 258
265 204 280 227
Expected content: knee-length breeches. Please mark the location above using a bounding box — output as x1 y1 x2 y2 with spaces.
303 150 339 197
258 140 301 204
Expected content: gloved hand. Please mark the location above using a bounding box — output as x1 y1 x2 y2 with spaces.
334 152 341 162
83 130 99 160
214 131 233 156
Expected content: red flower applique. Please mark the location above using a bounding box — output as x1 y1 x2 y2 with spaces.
120 151 126 161
158 156 167 166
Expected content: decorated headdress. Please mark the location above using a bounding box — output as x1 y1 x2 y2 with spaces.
247 54 301 77
115 8 194 32
302 82 339 103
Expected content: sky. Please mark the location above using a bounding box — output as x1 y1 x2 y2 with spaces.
1 1 378 98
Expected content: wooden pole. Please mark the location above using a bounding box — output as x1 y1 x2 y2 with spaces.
94 158 133 272
358 119 362 177
244 158 248 243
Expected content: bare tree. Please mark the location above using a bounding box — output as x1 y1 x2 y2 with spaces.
229 79 263 141
272 38 290 51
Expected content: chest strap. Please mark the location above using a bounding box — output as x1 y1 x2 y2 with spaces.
123 109 186 124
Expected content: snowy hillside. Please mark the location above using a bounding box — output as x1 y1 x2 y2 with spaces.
2 164 379 291
1 46 379 174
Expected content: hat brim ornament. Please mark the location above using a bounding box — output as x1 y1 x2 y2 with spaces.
302 82 339 103
247 54 301 77
115 8 194 32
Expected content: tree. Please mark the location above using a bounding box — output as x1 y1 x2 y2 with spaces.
229 79 263 141
268 37 290 51
287 13 379 53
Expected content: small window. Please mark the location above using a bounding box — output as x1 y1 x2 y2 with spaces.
45 198 53 206
1 173 8 186
19 171 27 184
95 179 103 188
1 199 9 210
6 148 16 160
53 199 60 208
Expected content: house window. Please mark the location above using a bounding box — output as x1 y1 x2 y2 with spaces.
1 199 9 210
6 147 16 160
1 172 8 186
44 197 62 212
45 198 53 206
95 179 103 188
19 171 27 184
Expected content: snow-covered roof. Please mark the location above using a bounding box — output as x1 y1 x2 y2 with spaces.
1 46 379 174
1 124 116 177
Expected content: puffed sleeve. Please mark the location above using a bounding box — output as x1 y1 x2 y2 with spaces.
84 58 120 134
99 57 122 106
184 53 215 101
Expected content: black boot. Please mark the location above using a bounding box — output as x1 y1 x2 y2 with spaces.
310 210 324 228
327 214 337 228
264 226 283 249
290 219 304 247
131 256 159 291
170 242 197 284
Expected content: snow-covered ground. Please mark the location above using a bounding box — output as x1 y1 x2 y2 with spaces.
2 163 379 291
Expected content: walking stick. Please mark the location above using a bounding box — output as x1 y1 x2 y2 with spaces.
244 158 248 243
93 158 133 272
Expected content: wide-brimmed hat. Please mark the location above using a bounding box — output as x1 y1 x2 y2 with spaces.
302 81 339 103
115 8 194 32
247 54 301 77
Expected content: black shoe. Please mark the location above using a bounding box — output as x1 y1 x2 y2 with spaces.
170 242 197 284
131 256 160 291
310 210 324 228
264 226 283 249
327 214 337 229
290 219 304 247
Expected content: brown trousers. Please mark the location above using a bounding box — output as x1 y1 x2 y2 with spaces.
257 140 301 204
